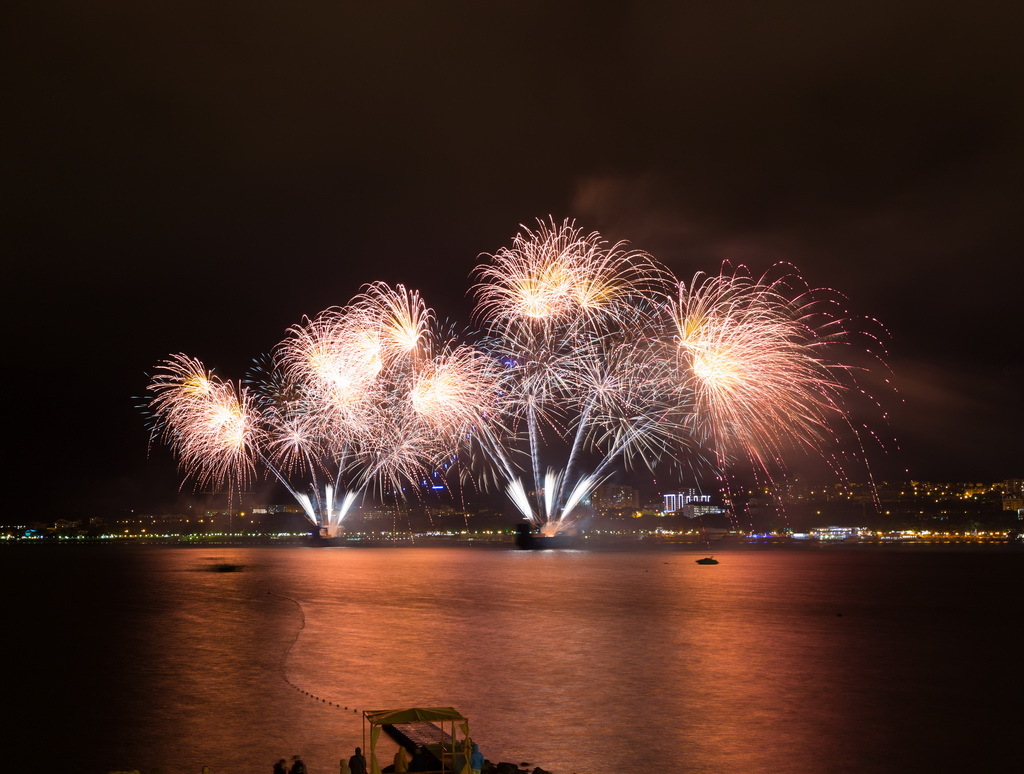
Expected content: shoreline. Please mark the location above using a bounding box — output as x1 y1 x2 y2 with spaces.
3 533 1021 550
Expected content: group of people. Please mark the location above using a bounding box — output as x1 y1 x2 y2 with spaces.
272 741 484 774
272 755 309 774
392 741 484 773
272 748 366 774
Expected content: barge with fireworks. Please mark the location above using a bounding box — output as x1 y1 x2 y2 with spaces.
514 522 580 550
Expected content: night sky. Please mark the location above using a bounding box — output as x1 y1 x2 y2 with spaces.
6 1 1021 521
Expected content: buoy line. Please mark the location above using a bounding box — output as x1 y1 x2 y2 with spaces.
267 590 364 716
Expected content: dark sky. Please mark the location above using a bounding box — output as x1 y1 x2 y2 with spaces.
5 1 1021 520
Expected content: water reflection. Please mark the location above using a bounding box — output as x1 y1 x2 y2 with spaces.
6 545 1020 774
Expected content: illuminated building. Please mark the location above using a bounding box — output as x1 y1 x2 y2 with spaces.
591 484 639 513
1003 478 1024 516
662 489 712 513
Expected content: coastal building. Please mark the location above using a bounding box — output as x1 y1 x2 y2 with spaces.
1002 478 1024 516
591 484 639 513
662 489 712 514
808 525 871 540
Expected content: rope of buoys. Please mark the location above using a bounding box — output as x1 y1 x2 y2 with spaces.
266 590 365 715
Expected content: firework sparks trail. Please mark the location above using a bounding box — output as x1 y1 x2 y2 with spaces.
147 354 264 497
146 285 499 535
471 219 677 535
659 263 892 502
469 223 891 534
265 282 498 530
145 219 892 538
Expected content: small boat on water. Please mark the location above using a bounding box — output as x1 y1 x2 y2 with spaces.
695 556 719 565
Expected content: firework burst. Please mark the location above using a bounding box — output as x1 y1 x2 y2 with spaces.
147 354 263 496
660 263 891 492
146 284 498 535
471 219 674 534
145 219 892 538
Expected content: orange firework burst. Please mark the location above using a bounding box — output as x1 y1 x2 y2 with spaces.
147 354 263 495
472 218 663 332
470 219 674 531
663 264 889 479
144 219 893 536
146 283 500 532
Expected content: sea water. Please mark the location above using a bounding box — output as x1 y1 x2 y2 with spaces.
4 543 1021 774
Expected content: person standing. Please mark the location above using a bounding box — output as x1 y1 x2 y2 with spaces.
290 754 308 774
347 746 367 774
470 742 484 774
274 759 288 774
